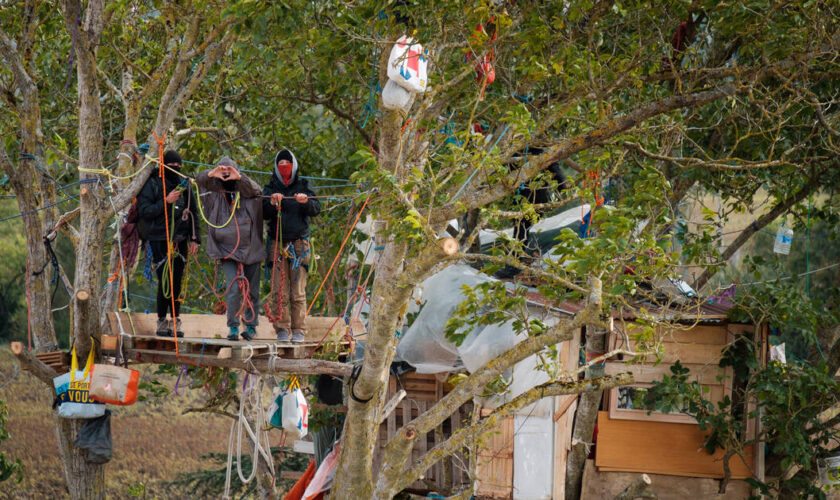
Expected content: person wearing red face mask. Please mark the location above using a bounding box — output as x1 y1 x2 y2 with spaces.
262 149 321 343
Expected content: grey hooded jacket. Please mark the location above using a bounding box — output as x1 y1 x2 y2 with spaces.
195 156 266 265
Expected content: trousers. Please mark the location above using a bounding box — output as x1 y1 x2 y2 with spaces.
221 259 260 328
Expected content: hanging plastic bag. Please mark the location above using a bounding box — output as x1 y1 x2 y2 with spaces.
387 35 428 93
303 441 339 500
282 384 309 439
382 79 413 111
773 225 793 255
89 364 140 406
53 345 106 419
267 386 284 429
74 409 112 464
770 343 786 364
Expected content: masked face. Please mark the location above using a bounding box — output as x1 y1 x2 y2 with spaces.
277 160 293 184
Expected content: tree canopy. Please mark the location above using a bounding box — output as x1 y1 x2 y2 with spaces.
1 0 839 498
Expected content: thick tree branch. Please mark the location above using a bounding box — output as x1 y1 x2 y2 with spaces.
10 341 58 386
693 172 823 290
392 373 633 494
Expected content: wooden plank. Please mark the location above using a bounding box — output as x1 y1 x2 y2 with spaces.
476 415 514 498
595 412 754 479
107 312 365 342
604 361 726 385
620 340 725 365
554 395 574 500
554 394 577 422
101 335 119 351
612 323 729 347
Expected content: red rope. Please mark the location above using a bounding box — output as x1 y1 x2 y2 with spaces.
234 262 256 323
265 212 286 324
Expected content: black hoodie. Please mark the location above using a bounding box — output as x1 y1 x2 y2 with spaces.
136 166 201 243
262 149 321 243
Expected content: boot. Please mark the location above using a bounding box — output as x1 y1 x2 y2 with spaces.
276 328 291 342
242 325 256 341
227 326 240 341
156 318 173 337
172 317 184 338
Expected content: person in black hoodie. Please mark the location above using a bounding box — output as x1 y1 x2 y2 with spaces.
136 150 201 337
494 147 569 279
262 149 321 343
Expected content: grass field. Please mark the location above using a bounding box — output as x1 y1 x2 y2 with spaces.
0 346 264 499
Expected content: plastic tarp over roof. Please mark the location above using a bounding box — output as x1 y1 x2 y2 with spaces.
396 265 516 373
397 264 561 377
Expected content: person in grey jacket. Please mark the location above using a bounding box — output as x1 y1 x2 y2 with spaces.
195 156 266 341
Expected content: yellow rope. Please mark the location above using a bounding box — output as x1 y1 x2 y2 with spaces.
192 180 240 229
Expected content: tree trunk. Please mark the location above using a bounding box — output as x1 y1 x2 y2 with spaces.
566 280 608 500
331 96 414 498
56 416 105 500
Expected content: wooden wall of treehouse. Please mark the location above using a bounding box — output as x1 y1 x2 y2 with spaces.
594 321 766 480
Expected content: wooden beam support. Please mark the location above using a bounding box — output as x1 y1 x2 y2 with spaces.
379 389 406 424
11 341 58 385
125 348 352 377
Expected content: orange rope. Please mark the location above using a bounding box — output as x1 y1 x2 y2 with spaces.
305 195 371 318
153 131 194 366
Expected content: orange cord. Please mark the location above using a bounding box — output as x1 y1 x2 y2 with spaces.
305 195 371 318
153 131 195 366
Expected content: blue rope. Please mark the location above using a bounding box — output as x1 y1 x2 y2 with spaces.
181 161 353 184
143 242 156 284
0 197 75 223
450 125 510 202
513 93 534 103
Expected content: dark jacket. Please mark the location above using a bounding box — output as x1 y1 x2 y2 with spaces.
512 147 569 202
136 169 201 244
195 157 266 265
262 149 321 243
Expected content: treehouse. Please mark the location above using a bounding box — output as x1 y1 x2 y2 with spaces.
582 303 766 500
100 312 366 365
382 264 765 499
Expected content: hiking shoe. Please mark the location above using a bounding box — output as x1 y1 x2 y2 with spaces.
227 326 240 341
242 325 257 342
291 331 305 344
173 317 184 338
156 318 173 337
276 328 291 342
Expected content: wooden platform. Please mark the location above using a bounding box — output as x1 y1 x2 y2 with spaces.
103 312 365 361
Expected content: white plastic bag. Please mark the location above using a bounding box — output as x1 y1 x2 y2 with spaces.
770 343 786 364
387 35 428 93
382 79 414 111
281 387 309 439
773 226 793 255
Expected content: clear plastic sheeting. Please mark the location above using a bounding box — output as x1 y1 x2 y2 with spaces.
397 265 556 381
396 265 491 373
